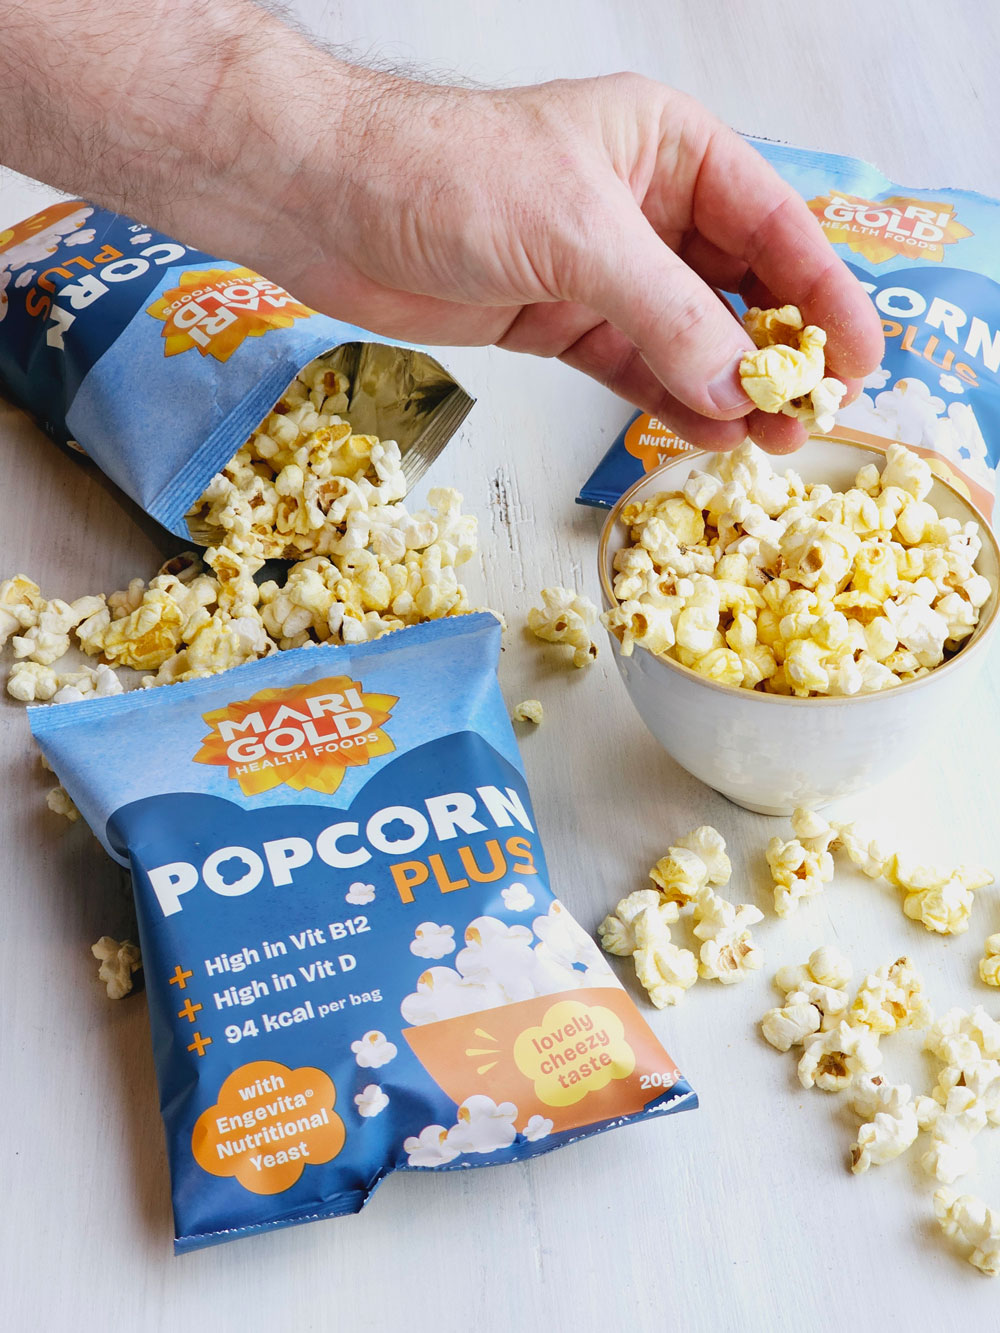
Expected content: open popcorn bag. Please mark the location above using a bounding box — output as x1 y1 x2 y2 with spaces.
578 136 1000 515
0 200 474 545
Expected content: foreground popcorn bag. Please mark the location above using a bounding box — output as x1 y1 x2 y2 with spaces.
0 202 472 539
579 137 1000 514
29 614 695 1252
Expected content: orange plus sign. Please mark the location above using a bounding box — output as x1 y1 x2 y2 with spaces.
187 1032 212 1057
169 964 194 990
177 998 203 1024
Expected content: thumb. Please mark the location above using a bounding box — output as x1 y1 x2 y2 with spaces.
572 201 756 420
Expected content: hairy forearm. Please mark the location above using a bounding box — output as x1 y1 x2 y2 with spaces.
0 0 371 268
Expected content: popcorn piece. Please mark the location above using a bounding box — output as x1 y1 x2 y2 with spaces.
46 785 79 822
834 818 993 935
739 309 830 418
850 956 932 1035
511 699 543 724
91 936 141 1000
690 886 764 983
349 1030 398 1069
934 1189 1000 1278
648 847 710 905
527 586 599 667
848 1075 919 1172
917 1087 988 1183
354 1084 389 1118
760 1001 821 1052
766 832 835 917
631 907 699 1008
597 889 668 957
798 1020 882 1092
980 935 1000 987
673 825 732 886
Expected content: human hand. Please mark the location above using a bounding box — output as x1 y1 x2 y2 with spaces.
272 70 884 452
0 2 883 451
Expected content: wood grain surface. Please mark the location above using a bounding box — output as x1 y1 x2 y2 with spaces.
2 3 999 1330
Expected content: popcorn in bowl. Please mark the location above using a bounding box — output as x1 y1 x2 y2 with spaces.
601 440 993 698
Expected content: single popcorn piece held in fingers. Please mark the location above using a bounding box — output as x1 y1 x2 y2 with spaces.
798 1019 882 1092
511 699 543 724
527 586 599 667
934 1189 1000 1278
980 935 1000 987
739 306 844 431
91 936 142 1000
848 1074 919 1173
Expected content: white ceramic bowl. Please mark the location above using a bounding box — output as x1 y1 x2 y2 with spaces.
598 438 1000 816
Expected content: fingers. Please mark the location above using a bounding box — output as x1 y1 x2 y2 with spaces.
569 195 757 421
692 128 884 379
556 317 748 450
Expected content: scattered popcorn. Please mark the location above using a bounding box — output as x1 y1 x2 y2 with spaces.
673 826 732 886
761 947 853 1050
345 881 376 905
917 1087 988 1183
4 365 485 709
631 907 699 1008
501 883 536 912
349 1030 398 1069
690 886 764 983
46 785 79 822
409 922 456 959
527 587 599 667
91 936 141 1000
760 1000 821 1052
601 441 991 697
850 956 932 1035
980 935 1000 987
798 1020 882 1092
511 699 543 724
597 889 668 957
739 306 842 429
354 1084 389 1118
934 1188 1000 1277
848 1075 919 1173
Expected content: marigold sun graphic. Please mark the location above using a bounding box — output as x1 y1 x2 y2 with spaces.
195 675 398 795
146 266 314 361
807 192 973 263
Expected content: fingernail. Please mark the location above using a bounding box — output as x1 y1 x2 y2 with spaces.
706 354 754 417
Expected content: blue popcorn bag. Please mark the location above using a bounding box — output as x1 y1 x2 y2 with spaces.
578 138 1000 516
0 201 472 539
30 614 695 1253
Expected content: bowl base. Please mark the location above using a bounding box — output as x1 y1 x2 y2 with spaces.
724 794 828 817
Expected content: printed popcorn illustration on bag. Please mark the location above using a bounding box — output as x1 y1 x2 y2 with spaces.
30 615 695 1253
578 138 1000 515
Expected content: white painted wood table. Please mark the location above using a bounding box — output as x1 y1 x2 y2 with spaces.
2 3 999 1329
